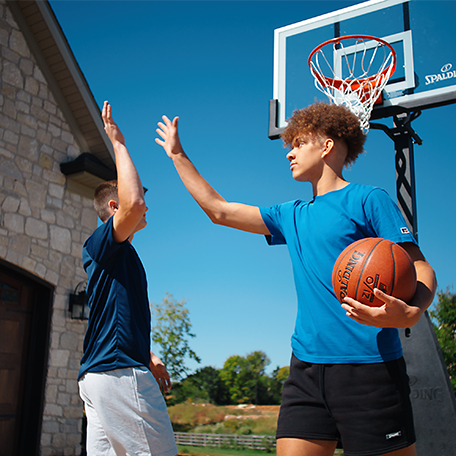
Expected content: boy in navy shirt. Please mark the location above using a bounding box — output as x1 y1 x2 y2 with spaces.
79 102 177 456
156 102 436 456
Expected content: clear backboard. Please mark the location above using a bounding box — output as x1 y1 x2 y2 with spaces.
269 0 456 138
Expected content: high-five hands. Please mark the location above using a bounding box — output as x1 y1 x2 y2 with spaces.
155 116 184 159
102 101 126 146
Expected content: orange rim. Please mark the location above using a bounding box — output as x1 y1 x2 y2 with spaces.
308 34 397 88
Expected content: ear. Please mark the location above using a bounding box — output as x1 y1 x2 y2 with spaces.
321 138 335 158
108 199 118 213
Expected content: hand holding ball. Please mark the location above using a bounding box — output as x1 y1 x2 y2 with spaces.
332 238 417 307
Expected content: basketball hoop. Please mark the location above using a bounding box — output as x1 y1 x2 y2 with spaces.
308 35 396 133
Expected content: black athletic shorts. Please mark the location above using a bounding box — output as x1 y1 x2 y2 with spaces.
276 354 416 456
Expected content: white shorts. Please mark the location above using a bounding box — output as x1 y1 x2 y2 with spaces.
79 366 178 456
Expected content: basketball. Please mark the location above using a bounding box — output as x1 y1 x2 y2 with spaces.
332 238 417 307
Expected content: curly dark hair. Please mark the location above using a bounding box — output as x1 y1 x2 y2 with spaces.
281 102 366 166
94 180 118 222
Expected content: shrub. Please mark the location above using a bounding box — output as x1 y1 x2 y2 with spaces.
169 403 279 436
168 400 227 429
262 436 274 453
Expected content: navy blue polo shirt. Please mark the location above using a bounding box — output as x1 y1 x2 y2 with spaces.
78 216 150 380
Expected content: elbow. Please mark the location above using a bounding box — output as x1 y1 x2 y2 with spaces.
414 261 437 311
130 198 147 216
207 211 224 225
205 209 230 227
419 260 437 294
133 197 146 210
201 200 232 226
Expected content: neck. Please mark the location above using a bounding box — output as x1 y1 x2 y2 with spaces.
311 139 350 196
312 173 349 197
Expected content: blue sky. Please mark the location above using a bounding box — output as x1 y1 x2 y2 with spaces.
50 0 456 375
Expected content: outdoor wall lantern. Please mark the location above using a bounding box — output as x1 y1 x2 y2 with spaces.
69 281 90 320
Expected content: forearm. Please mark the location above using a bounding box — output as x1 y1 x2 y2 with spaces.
172 152 227 223
400 242 437 318
102 101 145 213
392 259 437 328
156 115 269 234
409 259 437 316
113 140 145 211
172 152 268 233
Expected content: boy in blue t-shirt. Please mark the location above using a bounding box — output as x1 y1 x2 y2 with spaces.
156 102 436 456
79 102 177 456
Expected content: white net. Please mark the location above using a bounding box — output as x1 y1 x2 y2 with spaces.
309 35 396 133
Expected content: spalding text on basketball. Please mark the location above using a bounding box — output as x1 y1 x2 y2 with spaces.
336 250 365 300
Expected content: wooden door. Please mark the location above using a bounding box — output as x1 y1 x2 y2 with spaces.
0 273 34 456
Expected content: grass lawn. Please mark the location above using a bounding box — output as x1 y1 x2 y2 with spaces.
172 405 344 455
178 445 275 456
177 445 344 456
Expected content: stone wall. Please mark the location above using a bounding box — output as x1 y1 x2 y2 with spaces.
0 1 98 454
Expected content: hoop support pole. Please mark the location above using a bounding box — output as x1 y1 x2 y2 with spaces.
370 111 422 240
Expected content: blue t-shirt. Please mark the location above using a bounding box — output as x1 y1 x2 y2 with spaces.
78 216 151 380
260 183 417 364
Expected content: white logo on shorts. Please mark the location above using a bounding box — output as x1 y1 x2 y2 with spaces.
386 431 402 440
400 227 410 234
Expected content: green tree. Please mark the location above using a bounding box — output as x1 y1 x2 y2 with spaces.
192 366 230 405
267 365 290 403
246 351 271 405
170 376 206 405
429 290 456 394
220 355 249 403
275 365 290 385
220 351 272 404
171 353 287 405
151 292 201 380
173 366 229 405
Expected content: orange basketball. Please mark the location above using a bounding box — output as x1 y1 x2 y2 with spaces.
332 238 417 307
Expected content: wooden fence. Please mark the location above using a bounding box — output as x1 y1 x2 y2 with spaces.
174 432 276 451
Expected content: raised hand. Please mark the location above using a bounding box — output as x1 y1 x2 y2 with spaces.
155 115 184 159
102 100 125 146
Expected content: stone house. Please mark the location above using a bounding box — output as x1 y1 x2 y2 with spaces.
0 1 116 454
